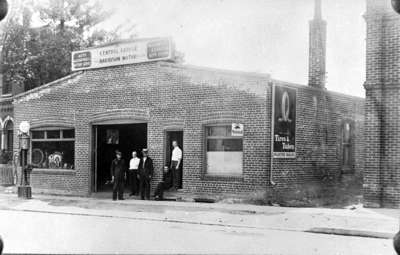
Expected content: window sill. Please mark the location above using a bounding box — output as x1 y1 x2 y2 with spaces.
32 168 76 176
202 174 243 182
341 169 355 175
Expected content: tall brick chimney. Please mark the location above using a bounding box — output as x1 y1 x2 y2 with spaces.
308 0 327 89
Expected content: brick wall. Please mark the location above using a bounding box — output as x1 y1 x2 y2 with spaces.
13 61 364 197
271 80 364 191
364 0 400 208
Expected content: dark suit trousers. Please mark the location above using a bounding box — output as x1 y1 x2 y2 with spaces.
128 170 139 194
139 176 151 200
112 176 124 200
171 161 180 189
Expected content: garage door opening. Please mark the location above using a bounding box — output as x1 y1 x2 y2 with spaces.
93 123 147 192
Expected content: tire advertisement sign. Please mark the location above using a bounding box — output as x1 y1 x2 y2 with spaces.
272 85 296 158
71 37 174 71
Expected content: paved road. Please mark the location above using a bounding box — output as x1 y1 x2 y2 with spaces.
0 209 394 254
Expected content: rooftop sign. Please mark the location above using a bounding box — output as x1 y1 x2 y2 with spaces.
71 37 174 71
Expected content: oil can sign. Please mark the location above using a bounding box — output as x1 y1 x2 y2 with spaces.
71 37 174 71
231 123 244 137
272 85 296 158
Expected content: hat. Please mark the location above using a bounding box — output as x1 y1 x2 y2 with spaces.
115 150 122 155
142 148 149 153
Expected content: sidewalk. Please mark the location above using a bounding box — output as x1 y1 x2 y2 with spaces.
0 190 397 240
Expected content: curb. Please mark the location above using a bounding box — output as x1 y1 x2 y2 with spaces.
306 227 395 239
0 192 285 215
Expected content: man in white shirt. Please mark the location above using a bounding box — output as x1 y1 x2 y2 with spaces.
128 151 140 196
170 140 182 190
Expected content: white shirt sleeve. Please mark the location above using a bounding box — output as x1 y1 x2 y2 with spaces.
172 147 182 161
177 148 182 160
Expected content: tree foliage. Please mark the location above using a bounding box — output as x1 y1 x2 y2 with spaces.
1 0 123 92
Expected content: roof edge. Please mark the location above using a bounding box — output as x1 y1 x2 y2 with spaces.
158 62 272 79
272 79 365 100
13 71 84 100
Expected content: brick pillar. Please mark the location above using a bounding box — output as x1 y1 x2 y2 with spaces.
308 0 327 89
364 0 400 207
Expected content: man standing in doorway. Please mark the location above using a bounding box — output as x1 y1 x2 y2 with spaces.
138 148 153 200
110 150 127 201
170 140 182 190
128 151 140 196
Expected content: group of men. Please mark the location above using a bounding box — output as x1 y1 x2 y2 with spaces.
109 141 183 201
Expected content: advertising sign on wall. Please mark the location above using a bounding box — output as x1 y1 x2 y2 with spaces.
71 37 174 71
272 85 297 158
231 123 244 137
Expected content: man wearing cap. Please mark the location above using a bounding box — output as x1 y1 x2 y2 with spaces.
138 148 154 200
110 150 127 201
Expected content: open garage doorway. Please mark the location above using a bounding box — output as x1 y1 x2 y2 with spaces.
93 123 147 192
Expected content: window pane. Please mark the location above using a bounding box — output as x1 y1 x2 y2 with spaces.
223 139 242 151
32 141 74 169
5 122 13 131
207 126 229 137
47 130 60 139
207 151 242 175
207 139 224 151
343 123 351 143
62 129 75 139
343 145 351 167
6 130 13 151
207 139 242 152
32 131 45 139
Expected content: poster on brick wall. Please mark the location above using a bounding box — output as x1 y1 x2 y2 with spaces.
272 84 297 158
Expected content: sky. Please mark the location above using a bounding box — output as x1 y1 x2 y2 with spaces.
102 0 366 97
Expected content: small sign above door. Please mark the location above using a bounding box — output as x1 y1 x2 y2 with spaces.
231 123 244 137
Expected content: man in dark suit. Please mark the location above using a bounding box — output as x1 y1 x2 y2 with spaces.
110 150 127 201
153 165 173 200
138 148 154 200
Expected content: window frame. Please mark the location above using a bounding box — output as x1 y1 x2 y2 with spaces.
31 129 75 142
30 128 76 170
204 124 244 177
4 121 13 152
340 121 354 173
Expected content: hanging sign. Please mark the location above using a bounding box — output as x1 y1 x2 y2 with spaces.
71 37 174 71
231 123 244 137
272 85 297 158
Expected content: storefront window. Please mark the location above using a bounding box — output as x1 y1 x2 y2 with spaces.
206 125 243 176
31 129 75 169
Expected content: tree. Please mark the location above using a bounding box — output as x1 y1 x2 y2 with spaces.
1 0 124 92
0 2 35 93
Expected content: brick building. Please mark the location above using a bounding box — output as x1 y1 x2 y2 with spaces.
7 0 364 197
363 0 400 208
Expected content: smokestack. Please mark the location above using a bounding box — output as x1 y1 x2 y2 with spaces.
308 0 327 89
